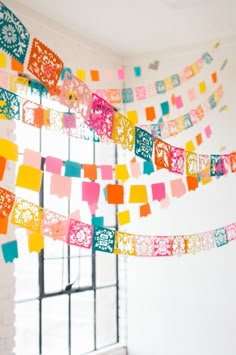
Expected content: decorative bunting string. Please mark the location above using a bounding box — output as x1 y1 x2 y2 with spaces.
0 186 235 262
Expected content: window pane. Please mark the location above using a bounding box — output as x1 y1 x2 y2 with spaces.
42 295 69 355
70 256 92 289
15 230 39 301
44 258 68 293
15 300 39 355
96 287 117 349
71 291 94 354
96 253 117 287
44 236 68 259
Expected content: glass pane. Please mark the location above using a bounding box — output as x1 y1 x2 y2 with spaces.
70 139 93 163
15 230 39 301
42 295 69 355
70 256 92 289
15 300 39 355
96 253 117 287
71 291 94 355
44 258 68 293
15 116 40 154
70 244 92 257
96 287 117 349
44 234 68 259
41 129 69 160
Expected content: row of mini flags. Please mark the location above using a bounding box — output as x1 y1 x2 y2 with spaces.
0 186 235 262
0 83 224 144
0 1 218 97
0 68 220 119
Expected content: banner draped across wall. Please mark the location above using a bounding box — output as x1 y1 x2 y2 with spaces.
0 1 234 263
0 186 236 262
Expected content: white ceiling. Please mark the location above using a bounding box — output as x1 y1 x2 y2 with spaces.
14 0 236 56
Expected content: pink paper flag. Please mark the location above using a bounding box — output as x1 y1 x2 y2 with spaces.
82 181 100 214
151 183 166 202
50 174 71 198
69 209 81 221
101 165 113 180
117 68 125 80
204 125 212 138
188 88 196 102
135 86 147 100
45 156 63 175
160 196 170 208
170 179 186 198
130 161 141 178
23 149 42 169
175 95 183 109
104 69 113 81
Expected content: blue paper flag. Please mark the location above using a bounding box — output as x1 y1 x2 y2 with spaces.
122 88 134 103
160 101 169 116
134 66 141 77
143 160 154 175
92 216 104 228
1 240 18 263
65 161 81 178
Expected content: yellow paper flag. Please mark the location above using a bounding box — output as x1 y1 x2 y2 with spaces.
76 69 86 81
28 231 44 253
129 185 148 203
117 210 131 225
0 138 18 161
199 81 206 94
126 110 138 124
115 164 129 183
185 140 195 152
16 164 43 192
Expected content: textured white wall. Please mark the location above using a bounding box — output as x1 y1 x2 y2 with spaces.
124 42 236 355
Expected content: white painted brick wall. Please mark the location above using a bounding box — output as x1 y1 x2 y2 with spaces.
0 120 16 355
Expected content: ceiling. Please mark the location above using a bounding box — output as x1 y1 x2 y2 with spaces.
14 0 236 56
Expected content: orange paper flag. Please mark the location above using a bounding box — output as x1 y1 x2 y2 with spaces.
186 176 198 191
0 215 8 234
83 164 97 180
107 184 124 204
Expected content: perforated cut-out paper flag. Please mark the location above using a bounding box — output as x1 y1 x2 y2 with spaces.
0 88 21 120
92 226 115 253
11 197 44 232
67 219 93 249
135 127 153 161
28 38 63 93
0 2 30 64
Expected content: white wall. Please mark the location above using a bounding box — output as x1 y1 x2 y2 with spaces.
124 42 236 355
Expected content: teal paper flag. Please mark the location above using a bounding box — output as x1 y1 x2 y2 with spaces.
171 74 180 88
155 80 166 94
61 67 72 80
92 226 115 253
1 240 18 263
92 216 104 228
0 88 20 120
184 114 193 130
122 88 134 103
65 161 81 178
161 101 169 116
0 2 30 64
214 228 228 247
134 66 141 77
135 127 153 161
143 160 154 175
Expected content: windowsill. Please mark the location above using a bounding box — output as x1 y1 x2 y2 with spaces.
91 344 127 355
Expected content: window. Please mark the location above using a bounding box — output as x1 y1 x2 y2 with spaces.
14 83 119 355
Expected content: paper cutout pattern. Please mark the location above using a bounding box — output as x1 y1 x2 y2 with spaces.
112 112 135 151
60 72 92 119
135 236 154 256
0 88 20 120
201 231 215 251
28 38 63 93
41 209 68 241
135 127 153 161
22 100 44 128
0 187 15 217
0 2 30 64
11 197 43 231
153 236 172 256
114 232 136 256
214 227 228 247
67 219 93 248
86 94 114 142
172 236 186 257
154 139 171 170
170 146 185 174
92 226 115 253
